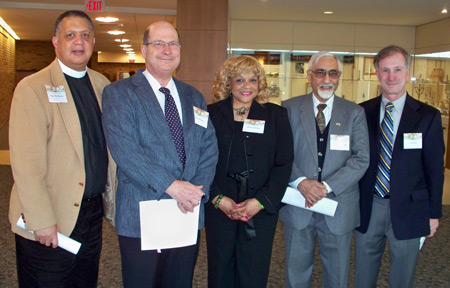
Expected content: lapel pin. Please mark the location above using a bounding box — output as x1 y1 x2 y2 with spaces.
336 123 341 126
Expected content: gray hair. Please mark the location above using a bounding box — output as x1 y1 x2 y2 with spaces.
308 51 343 72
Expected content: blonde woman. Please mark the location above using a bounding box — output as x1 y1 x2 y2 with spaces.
205 55 294 288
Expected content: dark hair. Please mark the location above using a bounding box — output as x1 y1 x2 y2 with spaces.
374 45 411 70
142 23 181 45
54 10 94 36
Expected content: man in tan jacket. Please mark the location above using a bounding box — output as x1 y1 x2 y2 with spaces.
9 10 114 287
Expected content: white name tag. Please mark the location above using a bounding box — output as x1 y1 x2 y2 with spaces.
193 106 209 128
242 119 265 134
403 133 422 149
45 85 67 103
330 134 350 151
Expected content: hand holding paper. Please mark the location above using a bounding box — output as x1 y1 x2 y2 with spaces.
16 216 81 255
282 187 338 217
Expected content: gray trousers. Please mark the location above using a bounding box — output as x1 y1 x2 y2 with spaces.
355 196 420 288
284 213 352 288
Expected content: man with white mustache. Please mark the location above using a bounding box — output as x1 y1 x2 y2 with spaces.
280 51 370 287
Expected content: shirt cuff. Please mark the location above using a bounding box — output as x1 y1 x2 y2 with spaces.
289 177 306 190
322 181 332 193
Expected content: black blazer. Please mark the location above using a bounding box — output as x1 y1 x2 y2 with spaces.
357 94 444 240
208 97 294 214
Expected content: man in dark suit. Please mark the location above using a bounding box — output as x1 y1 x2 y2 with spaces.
355 45 444 288
280 52 369 288
102 21 218 287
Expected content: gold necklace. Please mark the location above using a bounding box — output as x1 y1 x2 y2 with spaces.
233 106 250 120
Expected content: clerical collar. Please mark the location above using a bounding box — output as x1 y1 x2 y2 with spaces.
57 58 87 78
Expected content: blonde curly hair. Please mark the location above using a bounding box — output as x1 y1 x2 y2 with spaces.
212 55 270 104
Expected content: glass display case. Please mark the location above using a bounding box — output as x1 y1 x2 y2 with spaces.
231 50 450 116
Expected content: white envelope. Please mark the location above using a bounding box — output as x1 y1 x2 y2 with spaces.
281 187 338 217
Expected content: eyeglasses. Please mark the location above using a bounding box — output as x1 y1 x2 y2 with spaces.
311 69 341 79
145 40 181 50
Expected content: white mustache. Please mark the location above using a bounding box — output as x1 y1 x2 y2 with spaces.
319 84 334 89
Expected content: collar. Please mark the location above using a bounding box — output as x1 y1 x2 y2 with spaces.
381 91 407 113
57 58 87 78
312 93 335 110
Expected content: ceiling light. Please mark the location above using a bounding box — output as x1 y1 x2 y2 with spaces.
123 48 134 51
115 39 129 43
108 30 125 35
441 8 448 14
323 11 333 15
0 17 20 40
95 17 119 23
120 44 132 48
126 52 136 54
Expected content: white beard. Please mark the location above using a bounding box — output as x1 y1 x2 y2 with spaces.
318 84 335 99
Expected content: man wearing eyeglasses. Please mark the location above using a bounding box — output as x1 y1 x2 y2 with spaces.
101 21 218 287
280 51 369 288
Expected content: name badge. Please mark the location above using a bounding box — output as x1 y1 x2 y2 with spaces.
330 134 350 151
242 119 265 134
193 106 209 128
45 85 67 103
403 133 422 149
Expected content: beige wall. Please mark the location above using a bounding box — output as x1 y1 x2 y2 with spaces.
230 20 416 53
415 18 450 54
0 26 16 129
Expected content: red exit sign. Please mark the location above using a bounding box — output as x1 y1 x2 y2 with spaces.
85 0 104 12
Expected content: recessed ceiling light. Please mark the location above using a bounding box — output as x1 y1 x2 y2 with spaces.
120 44 132 48
442 8 448 14
108 30 125 35
115 39 129 43
323 11 333 15
95 17 119 23
126 51 136 54
123 48 134 51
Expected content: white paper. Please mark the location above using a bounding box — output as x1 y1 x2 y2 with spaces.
139 199 199 251
281 187 338 217
419 236 426 250
16 216 81 255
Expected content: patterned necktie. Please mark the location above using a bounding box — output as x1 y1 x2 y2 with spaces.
159 87 186 167
375 102 394 198
316 104 327 133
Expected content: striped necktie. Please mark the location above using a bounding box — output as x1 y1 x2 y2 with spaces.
159 87 186 167
375 102 394 198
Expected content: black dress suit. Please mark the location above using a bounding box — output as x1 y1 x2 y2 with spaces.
205 96 293 288
357 94 444 240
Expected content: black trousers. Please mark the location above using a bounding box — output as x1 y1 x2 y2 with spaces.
119 232 200 288
15 195 103 288
205 203 279 288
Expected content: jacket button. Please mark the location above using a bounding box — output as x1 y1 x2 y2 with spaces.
249 169 254 173
247 152 252 156
79 182 84 186
245 135 250 139
250 186 255 190
74 203 80 207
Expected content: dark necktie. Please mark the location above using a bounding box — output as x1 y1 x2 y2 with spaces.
316 104 327 133
159 87 186 167
375 102 394 198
